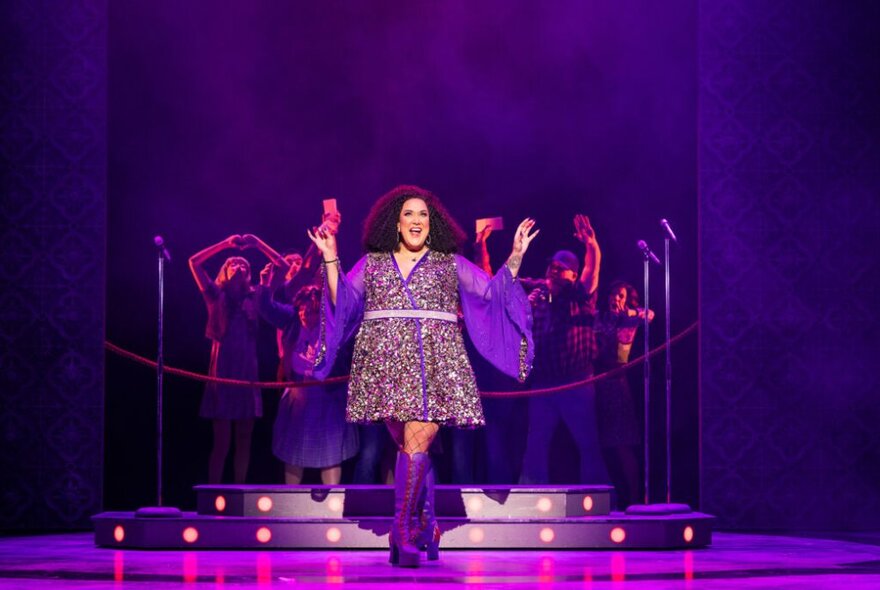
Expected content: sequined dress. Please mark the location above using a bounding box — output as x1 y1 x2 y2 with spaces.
315 251 534 428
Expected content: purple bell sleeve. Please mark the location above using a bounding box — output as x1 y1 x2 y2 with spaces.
455 254 534 382
314 255 367 380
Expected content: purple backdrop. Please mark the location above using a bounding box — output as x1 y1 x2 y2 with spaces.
105 0 699 509
699 0 880 529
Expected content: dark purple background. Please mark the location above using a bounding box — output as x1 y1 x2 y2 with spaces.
5 1 877 531
106 0 699 510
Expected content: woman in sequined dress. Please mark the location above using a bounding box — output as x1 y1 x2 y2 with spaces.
307 185 538 567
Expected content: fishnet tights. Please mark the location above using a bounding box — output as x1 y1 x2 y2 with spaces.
386 420 439 454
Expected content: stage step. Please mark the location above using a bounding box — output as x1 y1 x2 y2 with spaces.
194 484 613 518
93 512 714 550
93 485 713 550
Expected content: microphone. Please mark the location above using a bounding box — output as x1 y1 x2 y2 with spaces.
154 235 171 261
637 240 660 265
660 218 677 242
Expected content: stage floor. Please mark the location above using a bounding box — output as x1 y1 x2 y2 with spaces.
1 531 879 589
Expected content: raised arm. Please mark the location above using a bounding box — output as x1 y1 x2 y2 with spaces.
241 234 289 270
505 218 540 279
306 225 340 305
256 263 297 328
473 225 494 276
188 235 242 292
574 214 601 295
286 210 343 297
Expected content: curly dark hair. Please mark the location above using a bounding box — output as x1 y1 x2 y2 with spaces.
606 280 640 310
362 185 467 253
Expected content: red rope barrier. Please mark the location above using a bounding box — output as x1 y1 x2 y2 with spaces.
105 321 697 396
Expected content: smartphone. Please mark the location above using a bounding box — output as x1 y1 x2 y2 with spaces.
475 216 504 234
323 198 338 215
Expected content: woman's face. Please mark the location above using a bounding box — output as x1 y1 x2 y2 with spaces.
224 257 251 285
397 197 430 252
609 287 628 312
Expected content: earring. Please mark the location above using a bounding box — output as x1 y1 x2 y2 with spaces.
426 233 432 246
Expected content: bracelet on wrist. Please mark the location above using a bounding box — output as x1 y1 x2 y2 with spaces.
322 257 339 265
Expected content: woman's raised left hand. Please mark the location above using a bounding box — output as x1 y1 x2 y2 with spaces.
511 218 539 257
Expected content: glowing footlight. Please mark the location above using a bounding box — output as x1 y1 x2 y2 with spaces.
539 527 555 543
582 495 594 512
257 496 273 512
610 527 626 544
326 527 342 543
256 526 272 543
214 495 226 512
683 525 694 543
467 496 483 513
113 525 125 543
469 527 485 543
182 527 199 543
328 497 343 513
536 497 552 512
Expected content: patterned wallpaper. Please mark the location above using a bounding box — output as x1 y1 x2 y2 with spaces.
0 1 107 529
699 0 880 529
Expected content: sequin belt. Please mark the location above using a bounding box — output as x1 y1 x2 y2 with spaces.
363 309 458 322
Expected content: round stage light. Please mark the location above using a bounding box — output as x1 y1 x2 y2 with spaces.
113 525 125 543
257 496 273 512
326 527 342 543
256 527 272 543
583 495 594 512
683 525 694 543
539 527 555 543
536 497 553 512
610 527 626 543
467 496 483 513
214 495 226 512
328 497 343 513
182 527 199 543
469 528 485 543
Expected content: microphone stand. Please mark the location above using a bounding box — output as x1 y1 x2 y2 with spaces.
135 244 181 518
628 231 691 516
642 250 651 506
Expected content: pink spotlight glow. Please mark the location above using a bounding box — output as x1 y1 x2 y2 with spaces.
113 551 124 582
113 525 125 543
539 527 555 543
468 527 485 543
183 552 197 583
256 526 272 543
328 497 343 513
467 496 483 513
326 527 342 543
257 553 271 583
536 497 552 512
214 495 226 512
611 552 626 582
257 496 273 512
610 527 626 543
182 527 199 543
684 550 694 581
683 525 695 543
583 495 594 512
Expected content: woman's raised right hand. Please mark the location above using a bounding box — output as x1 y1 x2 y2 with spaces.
307 226 338 261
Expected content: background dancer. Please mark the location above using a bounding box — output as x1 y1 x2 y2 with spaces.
188 234 287 484
256 267 358 485
594 280 654 509
518 214 608 485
